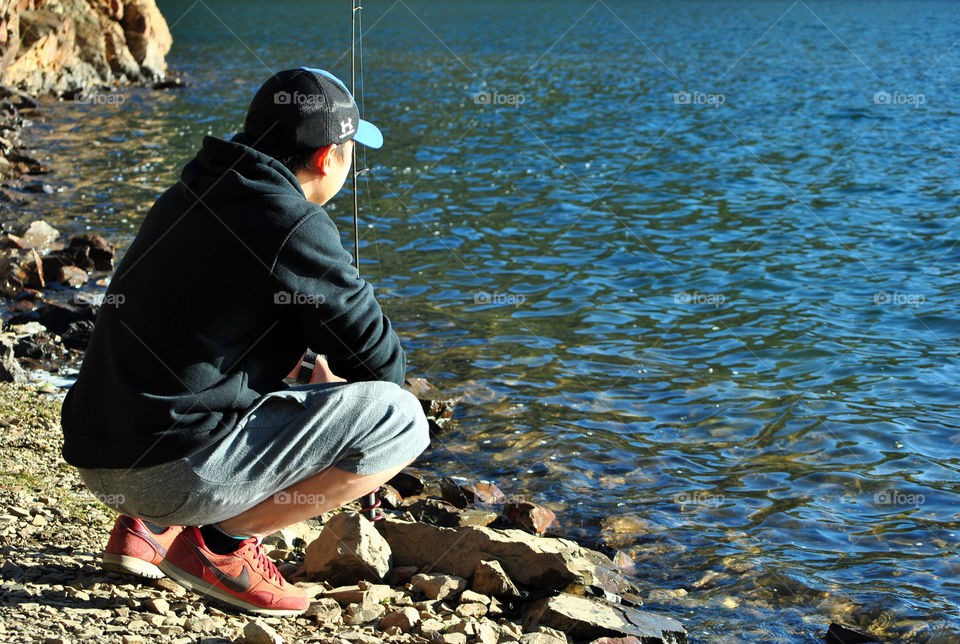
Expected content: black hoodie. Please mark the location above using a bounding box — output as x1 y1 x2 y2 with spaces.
60 134 405 469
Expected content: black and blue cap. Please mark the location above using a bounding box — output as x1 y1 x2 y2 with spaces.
244 66 383 156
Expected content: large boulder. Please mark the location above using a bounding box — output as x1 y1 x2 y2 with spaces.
121 0 171 78
0 0 173 94
377 516 633 596
305 512 392 585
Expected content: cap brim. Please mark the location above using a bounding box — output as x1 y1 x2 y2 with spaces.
354 119 383 149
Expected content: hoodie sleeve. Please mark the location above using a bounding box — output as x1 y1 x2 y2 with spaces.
270 207 406 385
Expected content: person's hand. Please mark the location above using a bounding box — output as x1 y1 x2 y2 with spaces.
309 354 346 384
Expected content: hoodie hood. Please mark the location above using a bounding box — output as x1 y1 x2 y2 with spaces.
179 133 305 207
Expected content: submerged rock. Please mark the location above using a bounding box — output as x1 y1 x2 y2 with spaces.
404 376 459 432
825 623 879 643
440 477 506 508
523 594 687 643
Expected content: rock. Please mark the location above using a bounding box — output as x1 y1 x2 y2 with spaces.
0 234 29 251
388 469 428 497
460 590 490 605
0 247 45 295
645 588 687 601
520 626 569 643
100 14 141 80
405 497 463 527
378 484 403 509
379 517 634 595
588 637 643 644
18 220 59 253
379 606 420 632
263 528 297 551
825 623 880 643
143 597 169 615
344 601 385 625
411 573 467 601
418 617 444 638
0 0 172 95
441 478 507 508
475 621 501 644
52 263 89 288
458 509 500 528
404 376 459 430
503 500 557 535
438 634 467 644
182 617 214 633
60 319 95 351
243 619 283 644
304 597 342 625
9 300 97 336
522 595 686 643
455 602 488 618
121 0 173 78
0 335 25 383
322 583 393 606
472 559 520 598
65 233 116 271
387 565 419 587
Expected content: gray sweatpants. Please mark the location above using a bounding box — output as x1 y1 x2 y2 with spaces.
77 381 430 527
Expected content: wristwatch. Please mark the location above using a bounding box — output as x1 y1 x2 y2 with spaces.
296 349 320 384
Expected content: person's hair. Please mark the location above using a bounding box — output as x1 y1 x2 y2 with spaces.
275 142 349 176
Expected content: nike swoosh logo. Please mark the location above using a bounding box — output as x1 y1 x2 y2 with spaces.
185 540 251 593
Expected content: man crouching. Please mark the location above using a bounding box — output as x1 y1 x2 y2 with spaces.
60 67 429 615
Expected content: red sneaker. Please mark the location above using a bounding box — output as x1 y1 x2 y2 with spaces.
102 515 184 579
158 526 307 616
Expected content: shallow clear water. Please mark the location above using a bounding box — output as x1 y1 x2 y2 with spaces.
12 0 960 640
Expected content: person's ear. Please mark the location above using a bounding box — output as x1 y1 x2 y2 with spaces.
308 145 337 176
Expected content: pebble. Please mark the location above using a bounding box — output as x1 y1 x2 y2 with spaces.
144 597 170 615
244 619 283 644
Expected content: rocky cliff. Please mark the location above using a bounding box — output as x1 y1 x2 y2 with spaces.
0 0 172 96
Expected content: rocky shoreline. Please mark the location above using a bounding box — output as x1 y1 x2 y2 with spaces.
0 378 691 644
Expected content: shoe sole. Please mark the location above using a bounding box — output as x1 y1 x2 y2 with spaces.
158 559 305 616
103 553 165 579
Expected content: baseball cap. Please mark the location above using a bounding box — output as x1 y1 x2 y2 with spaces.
244 66 383 156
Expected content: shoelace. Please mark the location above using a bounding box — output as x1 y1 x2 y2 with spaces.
246 537 284 585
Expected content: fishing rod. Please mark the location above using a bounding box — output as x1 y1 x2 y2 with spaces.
350 0 383 522
351 0 362 279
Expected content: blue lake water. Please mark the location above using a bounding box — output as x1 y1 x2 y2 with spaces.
15 1 960 640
